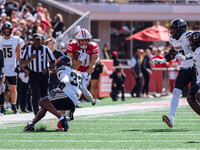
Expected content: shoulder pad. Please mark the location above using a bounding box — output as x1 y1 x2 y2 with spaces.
57 65 65 72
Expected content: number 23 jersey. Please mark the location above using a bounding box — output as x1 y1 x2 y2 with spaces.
169 30 193 68
0 36 20 76
57 66 82 105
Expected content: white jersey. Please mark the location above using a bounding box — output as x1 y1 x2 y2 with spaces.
169 30 193 68
57 66 82 105
192 47 200 85
0 36 20 76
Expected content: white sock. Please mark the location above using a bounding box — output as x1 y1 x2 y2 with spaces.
59 115 64 120
170 88 182 118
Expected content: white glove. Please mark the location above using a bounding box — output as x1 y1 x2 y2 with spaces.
175 54 186 61
81 72 88 79
151 58 166 64
78 50 87 62
91 99 96 106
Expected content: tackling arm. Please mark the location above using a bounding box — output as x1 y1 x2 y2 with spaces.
80 81 96 105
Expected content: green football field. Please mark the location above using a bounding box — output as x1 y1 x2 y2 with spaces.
1 97 200 149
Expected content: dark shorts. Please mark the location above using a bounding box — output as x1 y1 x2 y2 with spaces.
188 84 199 97
49 92 75 110
175 67 197 96
5 76 17 85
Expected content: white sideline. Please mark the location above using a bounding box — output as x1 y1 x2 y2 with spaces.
0 99 187 124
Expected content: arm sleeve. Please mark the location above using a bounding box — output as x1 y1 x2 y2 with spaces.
80 81 94 102
164 49 177 62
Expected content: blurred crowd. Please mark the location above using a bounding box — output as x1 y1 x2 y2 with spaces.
0 0 65 44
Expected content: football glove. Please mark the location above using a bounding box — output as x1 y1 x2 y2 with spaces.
15 65 21 74
50 88 60 97
81 72 89 79
91 99 96 106
175 54 186 61
78 50 87 62
151 58 166 64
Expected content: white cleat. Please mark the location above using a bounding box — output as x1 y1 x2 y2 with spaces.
162 115 173 128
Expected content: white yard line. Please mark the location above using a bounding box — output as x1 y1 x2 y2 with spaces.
2 140 199 143
0 99 187 124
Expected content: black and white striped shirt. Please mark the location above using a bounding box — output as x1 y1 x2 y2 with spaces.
21 45 55 73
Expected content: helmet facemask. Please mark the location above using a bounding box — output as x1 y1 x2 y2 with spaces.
75 28 92 49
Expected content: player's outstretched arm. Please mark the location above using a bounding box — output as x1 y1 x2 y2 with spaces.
80 81 96 106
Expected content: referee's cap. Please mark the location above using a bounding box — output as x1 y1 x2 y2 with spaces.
33 33 42 40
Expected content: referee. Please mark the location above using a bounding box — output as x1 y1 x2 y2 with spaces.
21 33 55 115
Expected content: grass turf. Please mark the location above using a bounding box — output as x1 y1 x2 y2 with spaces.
1 97 200 149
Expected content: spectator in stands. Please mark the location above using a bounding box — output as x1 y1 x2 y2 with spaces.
112 51 120 67
141 49 152 98
5 0 19 16
130 48 143 97
51 13 65 38
18 7 33 20
90 59 103 102
103 43 111 59
110 68 126 101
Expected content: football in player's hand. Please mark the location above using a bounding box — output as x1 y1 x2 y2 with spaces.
73 51 80 61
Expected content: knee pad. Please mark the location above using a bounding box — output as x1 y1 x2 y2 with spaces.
173 88 182 95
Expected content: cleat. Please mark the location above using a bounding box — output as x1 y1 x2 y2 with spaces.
69 111 74 121
60 116 70 131
162 115 173 128
23 123 34 131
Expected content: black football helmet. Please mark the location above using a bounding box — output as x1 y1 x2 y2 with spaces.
170 18 187 40
2 21 13 37
56 56 73 68
189 31 200 52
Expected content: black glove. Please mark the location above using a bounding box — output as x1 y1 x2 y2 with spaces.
15 65 21 74
50 88 60 97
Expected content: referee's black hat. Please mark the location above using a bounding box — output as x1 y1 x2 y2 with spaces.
33 33 42 40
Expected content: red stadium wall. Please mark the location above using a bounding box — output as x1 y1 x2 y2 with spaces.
123 69 163 93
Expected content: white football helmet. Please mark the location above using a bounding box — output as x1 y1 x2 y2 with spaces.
75 28 92 49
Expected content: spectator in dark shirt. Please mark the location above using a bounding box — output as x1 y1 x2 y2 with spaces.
141 49 152 98
110 68 126 101
130 48 143 97
5 0 19 16
112 51 120 67
51 13 65 38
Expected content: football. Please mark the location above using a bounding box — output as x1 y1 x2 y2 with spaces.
73 51 80 61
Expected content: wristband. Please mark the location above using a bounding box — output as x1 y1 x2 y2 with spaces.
17 61 20 66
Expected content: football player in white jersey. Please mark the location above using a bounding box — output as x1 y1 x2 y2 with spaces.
23 56 96 131
189 31 200 104
0 22 21 114
152 18 200 128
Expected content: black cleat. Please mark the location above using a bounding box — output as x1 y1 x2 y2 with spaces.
60 116 70 131
23 123 34 131
69 111 74 121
